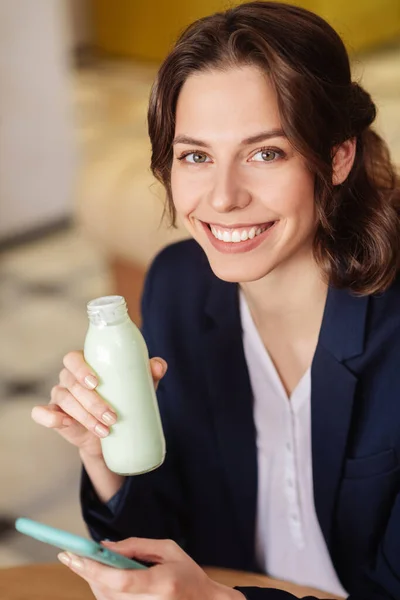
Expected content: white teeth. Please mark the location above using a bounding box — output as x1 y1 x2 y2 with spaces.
231 230 241 243
209 223 272 243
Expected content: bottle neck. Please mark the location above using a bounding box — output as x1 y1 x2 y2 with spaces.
87 295 129 327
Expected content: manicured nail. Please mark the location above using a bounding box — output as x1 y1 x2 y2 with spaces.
58 552 84 571
94 423 109 437
154 360 165 376
84 374 98 390
102 410 117 425
70 556 84 571
58 552 70 566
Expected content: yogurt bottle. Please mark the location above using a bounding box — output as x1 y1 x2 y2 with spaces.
84 295 166 475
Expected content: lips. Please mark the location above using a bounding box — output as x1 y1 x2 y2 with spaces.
208 222 275 243
200 220 278 254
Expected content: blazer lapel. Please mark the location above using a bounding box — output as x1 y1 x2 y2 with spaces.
200 273 369 564
312 286 369 552
202 276 258 569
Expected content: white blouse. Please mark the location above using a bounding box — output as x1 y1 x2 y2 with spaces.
240 291 347 598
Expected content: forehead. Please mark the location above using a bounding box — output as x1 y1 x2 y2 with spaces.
175 66 281 138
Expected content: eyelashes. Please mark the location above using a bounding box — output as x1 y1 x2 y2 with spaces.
177 150 211 164
251 147 286 162
176 146 286 164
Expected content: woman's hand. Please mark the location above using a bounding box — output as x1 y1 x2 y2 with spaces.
31 350 168 460
58 537 245 600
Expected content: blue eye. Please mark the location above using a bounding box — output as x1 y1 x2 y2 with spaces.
251 149 281 162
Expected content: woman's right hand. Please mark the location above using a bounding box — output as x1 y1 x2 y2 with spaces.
31 351 168 461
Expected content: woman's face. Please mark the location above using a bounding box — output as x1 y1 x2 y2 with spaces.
171 65 317 283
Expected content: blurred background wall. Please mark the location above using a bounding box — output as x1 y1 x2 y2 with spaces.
0 0 399 568
0 0 76 242
90 0 400 60
69 0 92 53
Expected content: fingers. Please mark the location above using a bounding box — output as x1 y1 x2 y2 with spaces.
58 540 190 597
58 552 150 595
31 403 73 429
58 368 117 428
63 351 167 393
63 351 99 391
150 357 168 391
32 392 107 438
33 351 168 439
33 382 114 439
101 537 182 563
49 383 111 438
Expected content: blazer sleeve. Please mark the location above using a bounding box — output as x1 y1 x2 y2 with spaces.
80 257 188 547
234 591 320 600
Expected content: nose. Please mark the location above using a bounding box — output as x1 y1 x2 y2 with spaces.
207 165 251 213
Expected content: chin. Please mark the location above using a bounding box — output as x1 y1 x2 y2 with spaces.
206 255 274 284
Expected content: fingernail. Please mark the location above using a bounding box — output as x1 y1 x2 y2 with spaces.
95 423 109 437
84 374 98 390
59 552 84 570
102 410 117 425
58 552 70 566
59 553 84 571
154 360 165 376
70 556 84 571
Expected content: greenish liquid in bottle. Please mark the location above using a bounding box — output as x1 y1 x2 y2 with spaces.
84 295 166 475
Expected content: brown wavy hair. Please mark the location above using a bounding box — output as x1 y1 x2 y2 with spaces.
147 1 400 295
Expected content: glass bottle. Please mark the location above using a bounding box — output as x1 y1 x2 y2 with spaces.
84 295 166 475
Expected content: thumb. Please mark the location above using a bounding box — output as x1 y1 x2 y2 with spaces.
150 357 168 389
102 537 180 563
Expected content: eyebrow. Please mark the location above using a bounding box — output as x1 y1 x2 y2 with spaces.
172 129 286 148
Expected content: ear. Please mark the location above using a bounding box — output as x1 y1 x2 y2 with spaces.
332 138 357 185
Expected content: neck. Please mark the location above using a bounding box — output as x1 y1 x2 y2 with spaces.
240 249 328 333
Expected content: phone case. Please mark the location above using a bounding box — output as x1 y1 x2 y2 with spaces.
15 518 147 570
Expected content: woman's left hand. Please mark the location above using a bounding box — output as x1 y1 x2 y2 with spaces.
58 537 245 599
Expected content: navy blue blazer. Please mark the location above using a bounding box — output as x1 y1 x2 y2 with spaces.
81 239 400 600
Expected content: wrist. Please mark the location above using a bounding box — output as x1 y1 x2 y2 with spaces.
80 450 125 504
213 581 246 600
79 449 106 467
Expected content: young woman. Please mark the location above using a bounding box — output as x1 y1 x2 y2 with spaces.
32 2 400 599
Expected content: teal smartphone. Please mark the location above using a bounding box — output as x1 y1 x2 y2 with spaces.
15 518 148 570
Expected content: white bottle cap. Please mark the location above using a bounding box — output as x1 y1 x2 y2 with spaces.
87 295 128 326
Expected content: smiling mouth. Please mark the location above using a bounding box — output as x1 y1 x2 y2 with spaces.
205 221 276 243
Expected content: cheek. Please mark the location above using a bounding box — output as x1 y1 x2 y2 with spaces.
170 166 202 217
267 168 315 221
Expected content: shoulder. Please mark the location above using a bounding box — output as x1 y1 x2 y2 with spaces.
145 239 211 289
368 273 400 334
149 238 209 274
354 273 400 379
353 276 400 440
141 239 213 315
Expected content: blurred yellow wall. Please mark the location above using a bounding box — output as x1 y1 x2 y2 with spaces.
91 0 400 62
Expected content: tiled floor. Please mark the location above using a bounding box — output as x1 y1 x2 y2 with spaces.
0 41 399 567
